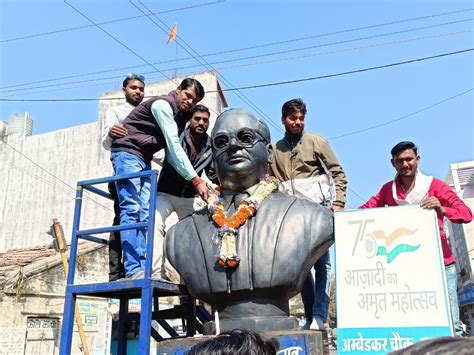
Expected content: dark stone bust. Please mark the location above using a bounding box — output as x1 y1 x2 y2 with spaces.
165 109 334 333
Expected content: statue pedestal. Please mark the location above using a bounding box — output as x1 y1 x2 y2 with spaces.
156 330 326 355
203 298 298 334
203 315 298 335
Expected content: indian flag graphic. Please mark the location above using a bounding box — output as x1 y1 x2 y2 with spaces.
364 228 420 263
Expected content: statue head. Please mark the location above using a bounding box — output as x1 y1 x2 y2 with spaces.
211 109 272 191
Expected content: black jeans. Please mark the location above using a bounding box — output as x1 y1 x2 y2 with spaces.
108 182 124 281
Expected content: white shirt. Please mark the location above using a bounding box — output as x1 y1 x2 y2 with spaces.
101 102 136 150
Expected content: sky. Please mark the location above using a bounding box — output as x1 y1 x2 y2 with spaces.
0 0 473 208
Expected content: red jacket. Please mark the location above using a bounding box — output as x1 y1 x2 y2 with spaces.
360 177 472 266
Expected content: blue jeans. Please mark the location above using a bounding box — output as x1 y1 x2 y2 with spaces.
111 151 151 277
301 250 330 322
445 264 462 335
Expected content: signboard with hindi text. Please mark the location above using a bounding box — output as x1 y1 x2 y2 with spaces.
335 205 453 354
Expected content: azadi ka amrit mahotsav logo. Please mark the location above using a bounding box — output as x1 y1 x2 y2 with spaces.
364 228 420 263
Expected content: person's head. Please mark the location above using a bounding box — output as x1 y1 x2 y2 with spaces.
281 98 307 137
122 73 145 106
175 78 205 112
390 336 474 355
211 109 271 191
185 329 279 355
185 104 211 137
390 141 420 179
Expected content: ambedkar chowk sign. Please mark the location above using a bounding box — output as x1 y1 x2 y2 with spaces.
335 205 453 354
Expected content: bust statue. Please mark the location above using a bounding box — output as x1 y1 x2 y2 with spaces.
165 109 334 333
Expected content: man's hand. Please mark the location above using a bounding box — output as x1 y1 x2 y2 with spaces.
331 205 344 212
108 123 128 138
420 196 446 216
195 182 210 202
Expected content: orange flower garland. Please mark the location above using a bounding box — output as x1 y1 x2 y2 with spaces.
207 175 280 268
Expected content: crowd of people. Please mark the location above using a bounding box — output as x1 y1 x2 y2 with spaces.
101 74 472 345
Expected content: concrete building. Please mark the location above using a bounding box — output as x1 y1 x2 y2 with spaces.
0 243 110 354
0 71 227 253
445 161 474 334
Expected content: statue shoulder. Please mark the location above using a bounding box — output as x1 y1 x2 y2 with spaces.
168 209 209 236
265 192 333 222
165 209 212 264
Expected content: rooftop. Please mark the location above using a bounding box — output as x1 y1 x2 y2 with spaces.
0 244 57 285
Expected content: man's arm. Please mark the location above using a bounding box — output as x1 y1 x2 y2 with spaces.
359 190 385 209
316 137 348 208
151 100 209 200
102 107 128 150
421 180 473 223
102 108 119 150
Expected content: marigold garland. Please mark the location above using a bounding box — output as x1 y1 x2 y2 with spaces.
207 175 280 268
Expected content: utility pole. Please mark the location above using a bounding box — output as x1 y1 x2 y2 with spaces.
52 218 90 355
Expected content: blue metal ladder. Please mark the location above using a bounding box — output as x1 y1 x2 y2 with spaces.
59 170 197 354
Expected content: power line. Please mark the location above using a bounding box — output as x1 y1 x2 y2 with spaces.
329 88 473 140
3 29 471 99
63 0 174 84
199 8 474 59
219 48 474 92
348 188 367 204
62 0 230 122
131 0 283 133
64 1 226 121
2 48 471 102
0 0 223 43
2 15 471 93
194 30 472 75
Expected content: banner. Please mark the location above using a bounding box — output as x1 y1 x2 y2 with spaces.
335 205 453 354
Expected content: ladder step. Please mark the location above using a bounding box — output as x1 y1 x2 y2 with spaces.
66 280 187 299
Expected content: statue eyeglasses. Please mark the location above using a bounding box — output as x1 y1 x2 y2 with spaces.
212 129 268 151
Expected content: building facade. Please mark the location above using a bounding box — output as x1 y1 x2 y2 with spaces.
445 161 474 335
0 244 110 355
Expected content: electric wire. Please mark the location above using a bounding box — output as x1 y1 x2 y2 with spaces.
2 29 471 99
1 8 471 91
187 30 472 75
219 48 474 92
348 188 367 204
329 87 473 140
0 0 224 43
63 0 174 85
63 1 227 119
131 0 282 133
2 17 471 94
2 48 471 102
197 9 474 58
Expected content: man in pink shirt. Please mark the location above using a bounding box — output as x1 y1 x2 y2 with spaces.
360 141 472 335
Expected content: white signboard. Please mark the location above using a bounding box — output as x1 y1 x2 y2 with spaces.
336 205 453 354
